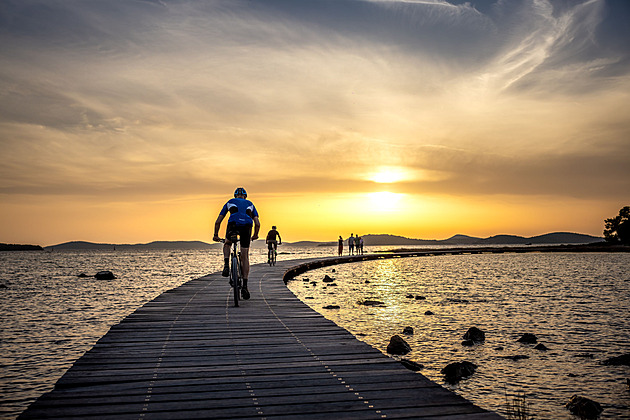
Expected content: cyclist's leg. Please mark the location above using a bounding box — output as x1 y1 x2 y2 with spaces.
222 222 237 277
238 225 252 299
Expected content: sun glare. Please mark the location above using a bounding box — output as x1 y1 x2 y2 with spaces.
369 166 408 183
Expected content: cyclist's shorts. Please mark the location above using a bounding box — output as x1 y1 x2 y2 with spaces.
226 222 252 248
267 240 278 250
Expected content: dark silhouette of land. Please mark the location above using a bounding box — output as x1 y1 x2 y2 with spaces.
38 232 602 251
0 243 44 251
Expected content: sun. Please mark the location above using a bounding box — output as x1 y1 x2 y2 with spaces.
369 166 408 183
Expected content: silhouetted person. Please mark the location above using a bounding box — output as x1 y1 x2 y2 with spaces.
266 225 282 262
348 233 355 255
338 235 343 256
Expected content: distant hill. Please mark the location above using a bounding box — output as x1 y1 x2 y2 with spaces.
0 243 44 251
44 232 603 250
45 241 218 251
361 232 602 246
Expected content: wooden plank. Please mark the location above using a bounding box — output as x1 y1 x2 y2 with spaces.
19 256 504 419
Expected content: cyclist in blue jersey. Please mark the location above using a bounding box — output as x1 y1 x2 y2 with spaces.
213 187 260 299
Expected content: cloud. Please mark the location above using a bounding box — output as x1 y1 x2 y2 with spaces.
0 0 629 204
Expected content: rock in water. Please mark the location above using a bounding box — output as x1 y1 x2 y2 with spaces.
602 353 630 366
323 275 335 282
441 361 477 383
534 343 549 351
359 300 386 307
402 326 414 335
517 333 538 344
463 327 485 343
566 395 603 419
387 335 411 355
95 271 116 280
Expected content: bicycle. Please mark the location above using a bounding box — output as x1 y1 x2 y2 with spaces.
219 234 243 307
267 242 278 266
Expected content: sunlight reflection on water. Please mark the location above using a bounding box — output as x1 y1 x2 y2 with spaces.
287 252 630 420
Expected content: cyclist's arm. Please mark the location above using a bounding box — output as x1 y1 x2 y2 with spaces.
278 232 282 244
213 213 225 241
251 216 260 240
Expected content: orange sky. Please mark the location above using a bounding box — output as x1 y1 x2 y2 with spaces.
1 0 629 246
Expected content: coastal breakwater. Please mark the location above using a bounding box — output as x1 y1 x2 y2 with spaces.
282 243 629 283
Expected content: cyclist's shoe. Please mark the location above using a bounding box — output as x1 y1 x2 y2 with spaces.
222 264 229 277
241 287 250 300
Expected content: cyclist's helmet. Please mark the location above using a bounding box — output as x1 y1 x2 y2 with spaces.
234 187 247 198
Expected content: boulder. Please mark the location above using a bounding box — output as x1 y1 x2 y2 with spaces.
400 359 424 371
406 294 415 299
565 395 603 419
402 326 414 335
387 335 411 355
95 271 116 280
534 343 549 351
441 361 477 383
0 284 7 289
77 273 89 278
463 327 485 343
602 353 630 366
424 310 434 315
461 340 474 347
323 275 335 283
359 300 386 307
415 295 426 300
517 333 538 344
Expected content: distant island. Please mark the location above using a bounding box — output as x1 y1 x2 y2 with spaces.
0 243 44 251
38 232 603 251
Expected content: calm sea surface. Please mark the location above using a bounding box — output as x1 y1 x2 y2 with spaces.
1 247 629 419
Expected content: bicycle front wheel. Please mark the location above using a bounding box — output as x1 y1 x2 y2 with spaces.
231 255 239 307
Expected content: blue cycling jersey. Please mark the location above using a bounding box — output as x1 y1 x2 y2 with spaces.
220 197 258 226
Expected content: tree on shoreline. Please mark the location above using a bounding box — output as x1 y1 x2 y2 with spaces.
603 206 630 244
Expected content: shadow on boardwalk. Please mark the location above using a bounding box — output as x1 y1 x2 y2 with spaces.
19 255 504 419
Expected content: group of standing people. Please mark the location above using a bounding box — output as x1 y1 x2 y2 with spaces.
338 233 364 256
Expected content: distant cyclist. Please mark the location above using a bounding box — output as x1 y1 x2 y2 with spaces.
266 226 282 263
213 187 260 300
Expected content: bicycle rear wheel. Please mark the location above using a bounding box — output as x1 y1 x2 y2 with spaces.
231 255 239 307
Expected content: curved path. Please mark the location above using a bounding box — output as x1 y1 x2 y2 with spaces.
19 254 503 419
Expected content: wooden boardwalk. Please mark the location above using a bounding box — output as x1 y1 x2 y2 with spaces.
19 255 503 419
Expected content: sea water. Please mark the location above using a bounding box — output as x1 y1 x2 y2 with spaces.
0 245 330 419
1 248 629 419
287 252 630 419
